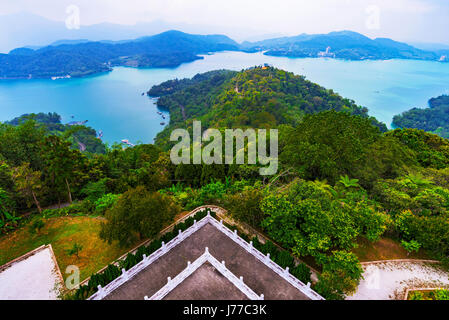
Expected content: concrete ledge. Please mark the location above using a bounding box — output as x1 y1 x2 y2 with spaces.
0 244 64 300
360 259 440 266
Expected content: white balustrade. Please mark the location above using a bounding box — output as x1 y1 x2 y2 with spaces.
88 212 324 301
147 251 261 300
206 216 325 300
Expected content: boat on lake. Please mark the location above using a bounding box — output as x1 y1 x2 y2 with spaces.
121 139 135 147
67 120 88 126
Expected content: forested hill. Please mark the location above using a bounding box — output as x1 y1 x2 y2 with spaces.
1 29 444 79
148 67 387 148
3 112 106 154
393 95 449 139
0 30 240 79
242 31 440 61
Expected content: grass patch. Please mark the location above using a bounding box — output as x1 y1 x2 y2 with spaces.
0 216 139 282
352 237 429 262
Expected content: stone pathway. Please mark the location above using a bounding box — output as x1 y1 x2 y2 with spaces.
346 260 449 300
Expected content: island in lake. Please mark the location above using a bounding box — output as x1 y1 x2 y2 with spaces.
393 95 449 139
147 66 387 150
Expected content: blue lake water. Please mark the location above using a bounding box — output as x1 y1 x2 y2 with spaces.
1 51 449 145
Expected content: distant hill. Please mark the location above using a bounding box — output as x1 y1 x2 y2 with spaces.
4 112 106 153
393 95 449 139
242 31 439 61
1 28 445 79
148 67 387 149
0 12 264 53
0 30 240 79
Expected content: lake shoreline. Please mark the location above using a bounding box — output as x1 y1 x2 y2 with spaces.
1 50 447 81
1 51 448 144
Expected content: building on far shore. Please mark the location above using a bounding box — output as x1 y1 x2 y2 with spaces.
318 46 336 58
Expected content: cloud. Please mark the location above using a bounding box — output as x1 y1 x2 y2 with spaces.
0 0 447 43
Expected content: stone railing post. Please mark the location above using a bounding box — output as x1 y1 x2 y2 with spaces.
266 253 270 262
122 268 128 281
97 285 104 299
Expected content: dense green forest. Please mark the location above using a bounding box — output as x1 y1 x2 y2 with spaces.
393 95 449 138
1 67 449 300
0 31 240 79
4 112 106 154
150 67 387 149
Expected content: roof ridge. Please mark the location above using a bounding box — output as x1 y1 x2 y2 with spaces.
90 212 324 300
146 247 263 300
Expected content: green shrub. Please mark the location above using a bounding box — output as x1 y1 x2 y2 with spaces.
401 240 421 255
94 193 119 215
120 253 139 271
42 200 95 218
275 250 295 269
184 216 194 228
200 181 226 204
251 236 263 251
260 241 278 258
433 289 449 300
409 291 425 300
290 263 312 284
81 179 108 202
29 218 45 234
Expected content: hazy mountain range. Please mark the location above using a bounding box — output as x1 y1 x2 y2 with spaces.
0 30 240 79
242 31 442 61
1 13 448 80
0 12 274 53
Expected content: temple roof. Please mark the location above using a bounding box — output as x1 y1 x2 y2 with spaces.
90 214 324 301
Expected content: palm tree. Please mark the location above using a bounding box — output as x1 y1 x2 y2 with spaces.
338 175 360 189
406 174 433 188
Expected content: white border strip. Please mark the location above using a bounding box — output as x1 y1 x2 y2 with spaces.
146 247 263 300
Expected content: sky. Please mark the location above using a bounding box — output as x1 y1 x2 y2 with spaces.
1 0 448 44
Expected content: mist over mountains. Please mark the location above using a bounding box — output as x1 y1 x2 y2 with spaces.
0 12 270 53
1 12 448 80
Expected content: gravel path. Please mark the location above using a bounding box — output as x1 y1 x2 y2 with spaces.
346 260 449 300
